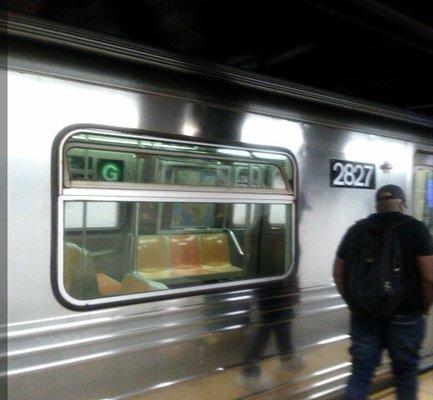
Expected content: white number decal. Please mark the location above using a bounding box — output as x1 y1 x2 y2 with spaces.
354 164 365 187
343 163 355 185
332 162 345 186
364 165 374 187
331 160 375 188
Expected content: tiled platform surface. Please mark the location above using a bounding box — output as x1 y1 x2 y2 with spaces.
371 370 433 400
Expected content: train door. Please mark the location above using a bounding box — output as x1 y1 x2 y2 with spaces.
413 154 433 358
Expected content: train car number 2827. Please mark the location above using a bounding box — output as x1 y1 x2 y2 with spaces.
330 159 376 189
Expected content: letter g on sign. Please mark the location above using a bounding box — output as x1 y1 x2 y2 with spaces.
100 162 121 182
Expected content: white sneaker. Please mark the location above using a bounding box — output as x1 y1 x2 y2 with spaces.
236 372 274 391
279 354 305 371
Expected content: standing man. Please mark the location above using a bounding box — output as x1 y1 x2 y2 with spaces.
334 185 433 400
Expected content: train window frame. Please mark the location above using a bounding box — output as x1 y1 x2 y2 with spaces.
63 142 293 192
54 126 297 310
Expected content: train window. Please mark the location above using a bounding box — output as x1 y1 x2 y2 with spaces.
232 204 258 226
269 169 287 225
64 133 292 190
65 202 120 229
57 129 295 307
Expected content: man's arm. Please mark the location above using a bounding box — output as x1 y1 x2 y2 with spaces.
333 258 347 303
417 255 433 315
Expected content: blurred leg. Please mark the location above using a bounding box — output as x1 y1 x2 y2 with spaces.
344 314 383 400
274 309 294 357
386 315 425 400
243 325 271 376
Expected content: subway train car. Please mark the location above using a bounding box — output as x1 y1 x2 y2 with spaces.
4 15 433 400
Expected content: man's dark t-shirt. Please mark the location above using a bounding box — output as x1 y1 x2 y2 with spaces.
337 211 433 316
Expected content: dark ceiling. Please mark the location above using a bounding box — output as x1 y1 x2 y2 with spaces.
4 0 433 117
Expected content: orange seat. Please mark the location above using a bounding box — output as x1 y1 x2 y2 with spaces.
120 273 154 294
120 273 169 294
169 234 202 274
96 273 122 296
200 233 237 271
136 235 169 277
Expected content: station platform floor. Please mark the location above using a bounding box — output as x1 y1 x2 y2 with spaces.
136 354 432 400
371 370 433 400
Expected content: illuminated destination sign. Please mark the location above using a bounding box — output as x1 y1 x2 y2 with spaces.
98 160 124 182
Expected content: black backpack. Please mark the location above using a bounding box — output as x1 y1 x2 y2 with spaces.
344 217 409 320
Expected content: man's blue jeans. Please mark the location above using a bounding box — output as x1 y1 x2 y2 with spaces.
344 314 425 400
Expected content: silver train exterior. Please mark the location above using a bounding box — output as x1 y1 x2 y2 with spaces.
5 16 433 400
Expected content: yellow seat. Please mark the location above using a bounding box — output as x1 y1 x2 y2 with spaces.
136 235 169 278
200 233 238 272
